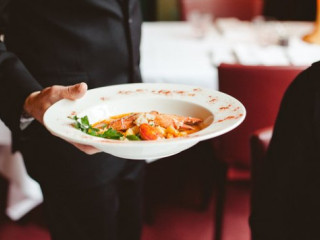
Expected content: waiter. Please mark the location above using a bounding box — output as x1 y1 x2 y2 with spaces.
0 0 145 240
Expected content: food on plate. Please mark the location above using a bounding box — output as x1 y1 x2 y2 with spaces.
70 111 203 141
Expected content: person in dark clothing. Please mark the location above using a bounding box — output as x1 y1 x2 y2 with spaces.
0 0 145 239
250 62 320 240
263 0 316 21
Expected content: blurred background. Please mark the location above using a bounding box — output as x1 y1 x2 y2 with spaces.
140 0 316 21
0 0 319 240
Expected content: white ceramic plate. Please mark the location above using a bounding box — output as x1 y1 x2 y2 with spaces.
44 83 245 160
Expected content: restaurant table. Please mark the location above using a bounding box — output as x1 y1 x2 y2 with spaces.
140 21 221 89
140 18 320 89
1 18 320 220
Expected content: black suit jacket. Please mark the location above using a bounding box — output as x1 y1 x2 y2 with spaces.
0 0 145 191
250 62 320 240
0 0 142 151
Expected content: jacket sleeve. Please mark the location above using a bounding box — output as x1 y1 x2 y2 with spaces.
0 2 42 150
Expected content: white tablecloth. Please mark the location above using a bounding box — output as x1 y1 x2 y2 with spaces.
140 19 319 89
140 22 221 90
215 18 319 66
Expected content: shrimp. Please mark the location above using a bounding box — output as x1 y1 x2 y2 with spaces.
107 113 139 131
139 123 164 140
150 111 202 130
104 111 202 133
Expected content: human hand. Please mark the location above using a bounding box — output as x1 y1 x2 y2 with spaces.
23 82 101 155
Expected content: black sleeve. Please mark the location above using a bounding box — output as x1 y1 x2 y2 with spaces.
250 64 320 239
0 1 42 149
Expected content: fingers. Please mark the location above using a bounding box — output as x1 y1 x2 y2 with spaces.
65 82 88 100
23 82 88 125
71 142 102 155
41 82 87 105
23 82 97 154
23 91 43 123
59 82 88 101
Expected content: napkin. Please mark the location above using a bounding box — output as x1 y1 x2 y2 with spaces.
233 44 290 66
287 37 320 66
0 120 43 220
216 18 257 43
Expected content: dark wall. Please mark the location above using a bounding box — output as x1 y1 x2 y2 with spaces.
140 0 157 21
263 0 316 21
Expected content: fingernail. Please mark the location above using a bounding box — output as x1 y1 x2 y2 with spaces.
77 82 87 93
75 83 83 90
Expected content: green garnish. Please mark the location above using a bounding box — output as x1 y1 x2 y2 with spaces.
126 135 141 141
70 115 123 140
69 116 89 132
99 128 123 139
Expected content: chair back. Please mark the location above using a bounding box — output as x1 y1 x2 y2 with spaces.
250 126 273 183
216 63 306 169
179 0 263 21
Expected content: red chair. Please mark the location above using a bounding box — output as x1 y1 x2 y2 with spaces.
211 63 306 240
216 63 306 176
179 0 263 21
250 126 273 185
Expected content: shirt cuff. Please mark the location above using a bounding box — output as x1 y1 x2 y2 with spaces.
20 111 34 130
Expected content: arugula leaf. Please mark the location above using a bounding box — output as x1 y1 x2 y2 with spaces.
126 135 141 141
70 115 93 133
70 115 139 141
81 116 90 127
87 128 100 136
68 115 79 121
100 128 123 140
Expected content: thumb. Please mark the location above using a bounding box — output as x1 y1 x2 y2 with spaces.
62 82 88 100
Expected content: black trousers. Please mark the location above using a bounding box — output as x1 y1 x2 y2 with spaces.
19 122 146 240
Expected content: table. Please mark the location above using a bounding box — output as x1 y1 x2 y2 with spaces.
140 21 221 89
214 18 319 66
140 19 320 89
